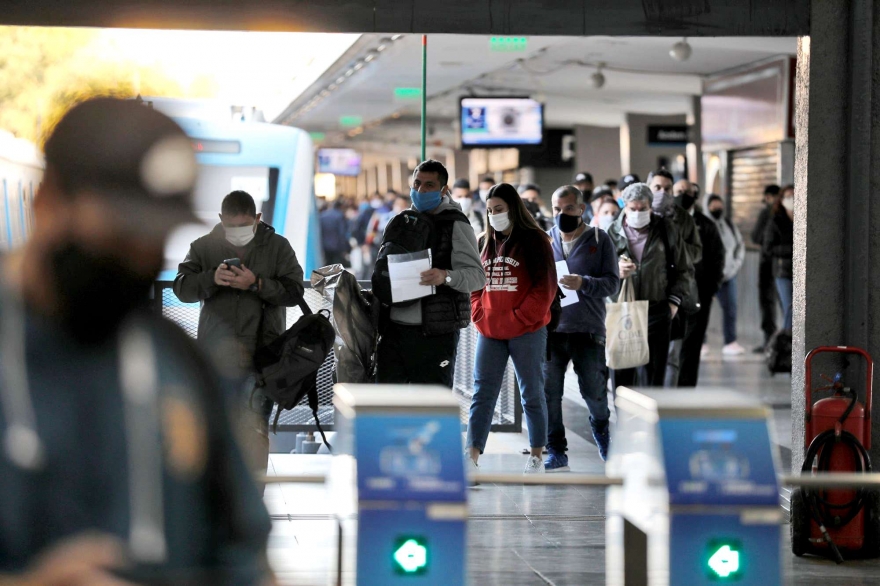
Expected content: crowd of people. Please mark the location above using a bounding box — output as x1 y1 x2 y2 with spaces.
342 163 794 474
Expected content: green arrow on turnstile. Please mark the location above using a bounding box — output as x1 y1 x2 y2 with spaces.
393 538 428 574
707 544 741 578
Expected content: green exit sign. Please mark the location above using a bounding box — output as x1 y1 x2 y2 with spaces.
706 541 742 580
394 87 422 99
339 115 363 128
309 132 326 141
393 537 428 575
490 37 528 52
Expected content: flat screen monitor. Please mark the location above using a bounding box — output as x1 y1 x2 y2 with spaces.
317 148 361 176
460 97 543 147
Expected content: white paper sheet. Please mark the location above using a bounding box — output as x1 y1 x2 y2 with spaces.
388 250 435 303
555 260 579 307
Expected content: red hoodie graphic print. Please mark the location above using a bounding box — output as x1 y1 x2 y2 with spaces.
471 229 557 340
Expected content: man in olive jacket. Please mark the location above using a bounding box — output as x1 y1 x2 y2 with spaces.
174 191 304 466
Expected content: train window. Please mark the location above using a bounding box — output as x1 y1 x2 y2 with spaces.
191 164 277 226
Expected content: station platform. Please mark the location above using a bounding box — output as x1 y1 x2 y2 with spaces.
263 351 880 585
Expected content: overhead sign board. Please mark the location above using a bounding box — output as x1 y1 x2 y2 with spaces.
648 125 689 146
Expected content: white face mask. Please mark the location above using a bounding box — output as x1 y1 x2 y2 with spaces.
225 224 256 247
456 198 474 215
598 215 615 231
782 197 794 212
488 211 511 232
626 209 651 230
479 189 490 202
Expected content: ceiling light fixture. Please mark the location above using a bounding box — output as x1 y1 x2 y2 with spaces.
591 62 606 89
377 37 394 51
670 37 692 62
364 49 381 63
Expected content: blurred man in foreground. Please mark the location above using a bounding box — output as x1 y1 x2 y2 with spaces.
0 98 272 585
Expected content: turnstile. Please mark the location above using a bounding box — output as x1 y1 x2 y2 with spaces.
606 387 782 586
330 384 467 586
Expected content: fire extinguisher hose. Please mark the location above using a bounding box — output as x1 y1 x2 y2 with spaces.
801 390 872 563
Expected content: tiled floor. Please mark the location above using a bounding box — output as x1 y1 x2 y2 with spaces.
264 347 880 585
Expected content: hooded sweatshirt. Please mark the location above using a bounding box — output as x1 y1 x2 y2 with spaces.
471 227 557 340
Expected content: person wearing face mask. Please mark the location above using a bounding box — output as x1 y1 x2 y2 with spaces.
451 178 484 236
0 98 272 584
672 182 725 387
706 195 747 357
543 186 620 468
467 184 557 474
476 175 495 214
175 189 305 470
518 183 553 230
595 198 621 231
751 184 782 351
763 185 795 331
373 160 485 387
606 183 693 388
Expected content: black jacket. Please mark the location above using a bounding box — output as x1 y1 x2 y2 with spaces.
692 211 726 299
607 213 692 310
762 210 794 279
752 204 774 260
174 222 305 369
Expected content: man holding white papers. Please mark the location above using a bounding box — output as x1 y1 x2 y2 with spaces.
372 160 485 387
543 185 621 469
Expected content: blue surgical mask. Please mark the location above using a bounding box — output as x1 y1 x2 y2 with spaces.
410 188 443 212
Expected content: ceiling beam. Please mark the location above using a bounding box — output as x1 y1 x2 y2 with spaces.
1 0 809 36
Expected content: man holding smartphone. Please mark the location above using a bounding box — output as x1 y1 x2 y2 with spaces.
174 190 305 470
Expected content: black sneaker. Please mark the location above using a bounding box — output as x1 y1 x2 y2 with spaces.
752 344 766 354
590 417 610 462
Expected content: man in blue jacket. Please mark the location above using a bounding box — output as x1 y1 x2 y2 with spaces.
544 185 621 470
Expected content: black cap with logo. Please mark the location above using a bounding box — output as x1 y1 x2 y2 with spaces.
574 172 593 184
44 97 198 233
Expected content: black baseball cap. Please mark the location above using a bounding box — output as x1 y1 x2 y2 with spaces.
574 172 593 184
44 97 199 233
618 173 641 191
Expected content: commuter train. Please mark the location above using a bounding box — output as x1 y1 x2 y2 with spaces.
0 115 322 280
0 131 42 251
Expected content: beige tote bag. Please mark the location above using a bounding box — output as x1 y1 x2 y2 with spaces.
604 278 650 370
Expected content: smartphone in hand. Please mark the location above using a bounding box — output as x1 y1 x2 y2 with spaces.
222 258 242 269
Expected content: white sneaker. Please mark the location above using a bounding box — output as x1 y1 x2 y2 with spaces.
466 453 480 485
701 344 710 358
722 342 746 356
523 455 545 474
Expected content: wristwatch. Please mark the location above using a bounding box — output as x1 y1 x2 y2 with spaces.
249 275 261 293
444 271 452 285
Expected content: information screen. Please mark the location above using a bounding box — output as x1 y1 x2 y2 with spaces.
317 148 361 176
460 97 543 147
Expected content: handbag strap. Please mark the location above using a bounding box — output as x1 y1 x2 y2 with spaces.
619 277 635 302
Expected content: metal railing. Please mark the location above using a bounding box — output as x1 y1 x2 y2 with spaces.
152 280 521 433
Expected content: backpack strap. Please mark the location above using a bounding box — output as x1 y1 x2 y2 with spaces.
307 384 333 452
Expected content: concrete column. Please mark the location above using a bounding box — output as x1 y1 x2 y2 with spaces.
623 113 688 179
573 125 621 186
377 162 389 194
687 95 704 187
792 0 880 471
452 150 470 185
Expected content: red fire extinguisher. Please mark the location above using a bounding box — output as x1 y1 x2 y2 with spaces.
790 346 880 562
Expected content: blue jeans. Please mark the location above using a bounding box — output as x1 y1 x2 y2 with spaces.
715 277 738 345
466 328 548 453
776 277 793 331
543 333 609 453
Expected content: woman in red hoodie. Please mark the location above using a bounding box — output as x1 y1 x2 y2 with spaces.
465 183 557 474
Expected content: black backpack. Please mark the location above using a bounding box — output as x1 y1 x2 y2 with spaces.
252 301 336 444
766 330 793 375
372 210 434 306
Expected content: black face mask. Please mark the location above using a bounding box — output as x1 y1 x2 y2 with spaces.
674 194 696 210
710 209 724 220
50 243 157 345
555 212 581 234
